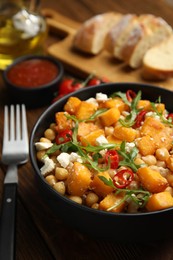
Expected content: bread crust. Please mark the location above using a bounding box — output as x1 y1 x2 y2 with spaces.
142 35 173 80
73 12 122 54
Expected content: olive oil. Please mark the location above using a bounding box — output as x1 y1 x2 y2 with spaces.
0 3 47 70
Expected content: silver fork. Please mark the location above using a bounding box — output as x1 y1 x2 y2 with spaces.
0 104 28 260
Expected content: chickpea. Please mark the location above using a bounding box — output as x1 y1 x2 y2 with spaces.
166 155 173 171
36 150 46 161
39 137 51 143
55 167 69 180
155 148 169 161
91 203 99 210
50 123 56 130
45 175 56 186
134 157 144 165
44 128 56 141
85 192 99 207
156 160 166 168
166 172 173 187
53 181 66 195
141 155 157 166
68 196 82 204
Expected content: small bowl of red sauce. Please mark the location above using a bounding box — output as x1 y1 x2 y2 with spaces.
3 55 64 108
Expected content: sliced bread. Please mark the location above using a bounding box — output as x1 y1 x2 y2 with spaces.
128 16 172 68
105 14 136 55
73 12 122 55
142 35 173 80
119 14 156 62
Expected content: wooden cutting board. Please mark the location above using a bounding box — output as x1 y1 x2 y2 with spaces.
42 8 173 91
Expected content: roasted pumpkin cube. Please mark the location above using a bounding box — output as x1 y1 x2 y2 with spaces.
137 100 152 111
77 122 99 140
90 172 114 197
80 129 105 146
140 117 172 150
99 98 129 113
140 117 164 136
99 192 125 212
137 167 168 193
75 101 97 120
146 191 173 211
113 125 137 142
67 162 92 196
136 135 156 156
55 112 73 132
107 135 122 148
64 97 81 114
99 107 120 126
155 103 165 113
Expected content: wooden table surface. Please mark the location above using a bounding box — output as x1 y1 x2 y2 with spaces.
1 0 173 259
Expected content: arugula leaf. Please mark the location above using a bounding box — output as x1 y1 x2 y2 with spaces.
88 108 108 120
110 91 131 106
98 175 151 210
150 101 173 127
118 91 141 127
99 176 115 188
117 141 140 172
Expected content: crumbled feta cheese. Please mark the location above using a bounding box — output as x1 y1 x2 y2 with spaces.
125 142 135 153
99 149 107 157
86 98 98 107
96 93 108 101
96 135 108 145
145 112 160 120
70 152 83 163
40 157 55 176
35 142 53 151
57 152 71 168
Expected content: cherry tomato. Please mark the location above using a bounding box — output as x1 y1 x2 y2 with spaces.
58 79 82 95
126 90 136 102
134 110 147 128
55 129 73 144
167 113 173 122
87 78 101 86
105 150 119 169
87 76 110 86
113 169 134 189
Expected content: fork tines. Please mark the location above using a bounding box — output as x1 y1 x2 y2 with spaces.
4 104 28 143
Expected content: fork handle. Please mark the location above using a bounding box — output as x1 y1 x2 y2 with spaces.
0 183 17 260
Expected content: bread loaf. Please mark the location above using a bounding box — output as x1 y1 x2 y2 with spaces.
128 16 172 68
105 14 136 55
119 14 156 62
142 35 173 80
73 12 173 79
73 12 122 55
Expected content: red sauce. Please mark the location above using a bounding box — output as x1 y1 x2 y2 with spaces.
7 59 59 88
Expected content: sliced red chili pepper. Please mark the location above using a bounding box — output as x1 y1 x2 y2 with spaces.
126 90 136 102
113 169 134 189
133 110 147 128
167 113 173 122
105 150 119 169
55 129 73 144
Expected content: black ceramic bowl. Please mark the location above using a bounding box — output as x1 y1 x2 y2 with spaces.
30 82 173 241
3 55 64 108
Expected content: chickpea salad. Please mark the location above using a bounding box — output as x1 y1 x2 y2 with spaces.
35 90 173 213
